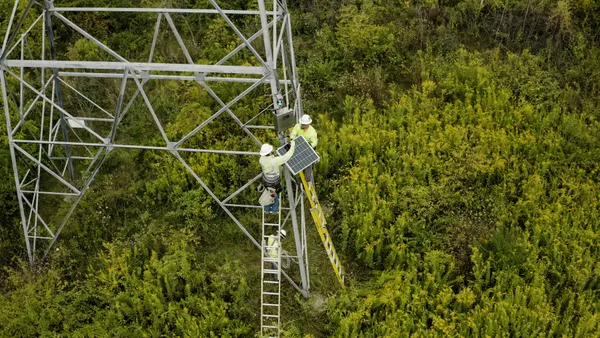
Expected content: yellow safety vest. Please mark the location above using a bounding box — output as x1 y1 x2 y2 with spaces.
266 236 280 259
290 124 318 148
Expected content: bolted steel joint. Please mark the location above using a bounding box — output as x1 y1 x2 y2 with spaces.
195 73 206 84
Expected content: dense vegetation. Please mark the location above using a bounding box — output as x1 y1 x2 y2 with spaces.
1 0 599 336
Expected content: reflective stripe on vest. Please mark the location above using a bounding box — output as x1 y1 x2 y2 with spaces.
263 172 280 185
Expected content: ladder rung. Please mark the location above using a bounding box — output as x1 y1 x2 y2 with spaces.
262 314 279 318
262 287 280 292
264 269 279 274
263 280 279 284
262 325 279 329
263 258 278 262
263 223 280 226
263 303 280 307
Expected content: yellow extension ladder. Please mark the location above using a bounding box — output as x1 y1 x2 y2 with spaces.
299 172 345 288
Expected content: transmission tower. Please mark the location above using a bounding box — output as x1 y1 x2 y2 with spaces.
0 0 311 297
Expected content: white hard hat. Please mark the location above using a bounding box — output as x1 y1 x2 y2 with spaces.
279 229 287 239
299 114 312 124
260 144 273 156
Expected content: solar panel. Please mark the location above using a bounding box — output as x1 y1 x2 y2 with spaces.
276 136 319 175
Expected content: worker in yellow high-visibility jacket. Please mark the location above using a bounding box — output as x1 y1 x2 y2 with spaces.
259 140 296 214
266 230 287 280
290 114 318 183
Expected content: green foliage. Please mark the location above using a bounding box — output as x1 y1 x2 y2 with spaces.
2 0 600 336
0 134 22 275
67 39 103 61
0 92 22 278
334 4 396 69
0 229 254 337
327 261 599 337
320 48 600 335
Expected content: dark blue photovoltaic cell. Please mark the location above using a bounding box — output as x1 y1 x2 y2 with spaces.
276 136 319 175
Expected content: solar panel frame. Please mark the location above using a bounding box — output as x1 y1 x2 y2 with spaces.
276 136 319 175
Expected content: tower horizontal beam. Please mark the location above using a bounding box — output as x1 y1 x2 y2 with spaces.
11 140 261 155
50 8 276 15
3 60 266 75
57 72 291 83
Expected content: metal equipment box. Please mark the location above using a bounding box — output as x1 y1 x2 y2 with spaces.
274 107 296 132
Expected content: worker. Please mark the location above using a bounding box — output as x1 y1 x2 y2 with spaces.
259 139 296 214
266 229 287 278
290 114 317 184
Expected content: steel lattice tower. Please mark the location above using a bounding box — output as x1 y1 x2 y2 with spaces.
1 0 311 297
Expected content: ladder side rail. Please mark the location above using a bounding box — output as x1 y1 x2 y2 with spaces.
299 172 345 288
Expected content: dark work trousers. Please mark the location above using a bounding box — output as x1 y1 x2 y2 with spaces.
304 164 313 183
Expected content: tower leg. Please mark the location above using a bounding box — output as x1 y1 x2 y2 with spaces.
284 169 309 298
